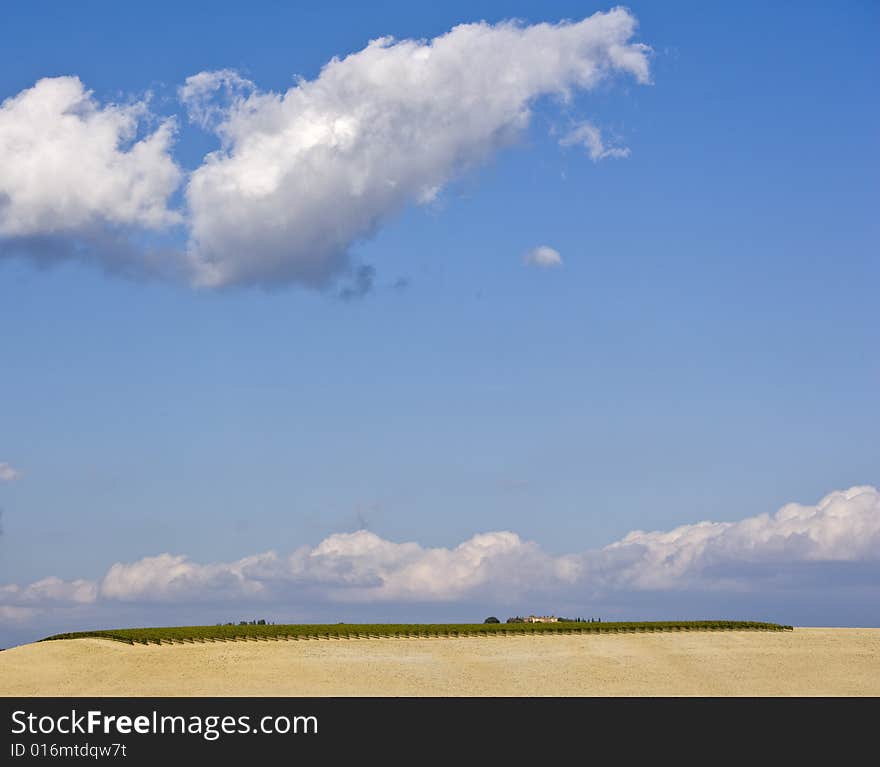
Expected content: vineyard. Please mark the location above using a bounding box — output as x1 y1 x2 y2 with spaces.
42 620 792 645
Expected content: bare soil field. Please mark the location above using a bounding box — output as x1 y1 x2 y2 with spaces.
1 628 877 696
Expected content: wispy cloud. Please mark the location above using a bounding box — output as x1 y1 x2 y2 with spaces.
559 120 631 161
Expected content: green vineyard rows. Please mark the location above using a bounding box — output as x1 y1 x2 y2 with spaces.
41 620 792 646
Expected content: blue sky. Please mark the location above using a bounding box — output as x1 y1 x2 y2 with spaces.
0 2 878 645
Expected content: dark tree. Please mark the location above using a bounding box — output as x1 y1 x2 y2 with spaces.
484 616 500 624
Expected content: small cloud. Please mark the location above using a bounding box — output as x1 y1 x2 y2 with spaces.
0 463 21 483
559 121 630 161
524 245 563 269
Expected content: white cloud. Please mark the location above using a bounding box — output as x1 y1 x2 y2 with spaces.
4 486 877 627
0 462 21 482
0 576 97 606
559 120 630 161
0 76 182 238
100 551 276 602
290 530 581 601
181 8 650 288
599 485 880 590
524 245 563 268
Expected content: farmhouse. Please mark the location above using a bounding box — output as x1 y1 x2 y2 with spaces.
524 615 558 623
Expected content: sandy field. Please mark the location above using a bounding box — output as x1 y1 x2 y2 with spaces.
1 628 877 696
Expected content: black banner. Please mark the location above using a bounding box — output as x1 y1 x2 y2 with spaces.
2 697 876 761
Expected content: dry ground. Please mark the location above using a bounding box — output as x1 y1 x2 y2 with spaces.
1 628 877 696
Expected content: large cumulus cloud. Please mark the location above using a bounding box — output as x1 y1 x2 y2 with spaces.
180 9 650 288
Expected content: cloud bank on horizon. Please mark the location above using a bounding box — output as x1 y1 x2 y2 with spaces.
0 8 649 291
3 486 878 632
